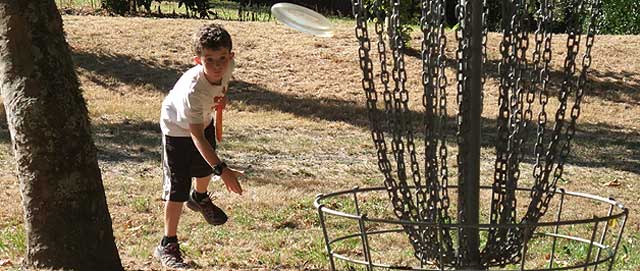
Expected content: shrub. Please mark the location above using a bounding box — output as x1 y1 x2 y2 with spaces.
600 0 640 34
102 0 129 15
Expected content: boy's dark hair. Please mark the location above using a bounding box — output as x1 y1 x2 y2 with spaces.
193 24 232 55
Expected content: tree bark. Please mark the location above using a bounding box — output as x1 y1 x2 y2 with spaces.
0 1 123 270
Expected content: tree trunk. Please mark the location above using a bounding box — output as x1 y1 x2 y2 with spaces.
130 0 137 14
0 1 123 270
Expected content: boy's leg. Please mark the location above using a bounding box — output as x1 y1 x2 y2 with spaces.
155 135 191 268
156 202 188 269
186 121 227 225
187 174 228 225
164 200 184 237
193 175 212 193
161 135 191 235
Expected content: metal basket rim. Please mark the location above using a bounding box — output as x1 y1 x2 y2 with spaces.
314 185 628 228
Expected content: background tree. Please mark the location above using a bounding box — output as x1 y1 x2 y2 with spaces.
102 0 130 15
0 1 123 270
600 0 640 35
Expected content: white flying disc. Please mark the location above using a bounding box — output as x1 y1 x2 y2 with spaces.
271 3 334 38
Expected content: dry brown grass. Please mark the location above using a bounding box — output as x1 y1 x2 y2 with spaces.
0 15 638 270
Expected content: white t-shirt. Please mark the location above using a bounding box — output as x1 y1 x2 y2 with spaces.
160 61 234 137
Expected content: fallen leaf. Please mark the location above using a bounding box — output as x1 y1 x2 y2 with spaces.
608 218 618 228
0 259 12 267
128 225 143 232
605 180 621 187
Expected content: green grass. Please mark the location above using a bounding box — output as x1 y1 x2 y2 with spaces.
56 0 277 21
56 0 99 9
54 0 357 25
0 225 25 261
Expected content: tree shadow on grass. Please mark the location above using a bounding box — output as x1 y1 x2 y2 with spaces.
403 47 640 104
0 103 162 171
231 80 640 175
1 81 637 177
0 108 162 165
587 69 640 105
72 44 640 107
27 49 636 176
71 50 190 93
92 120 161 164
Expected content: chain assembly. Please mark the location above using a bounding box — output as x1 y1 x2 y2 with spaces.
349 0 602 268
420 0 456 265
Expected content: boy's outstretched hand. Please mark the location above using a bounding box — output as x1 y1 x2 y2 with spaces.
221 167 244 195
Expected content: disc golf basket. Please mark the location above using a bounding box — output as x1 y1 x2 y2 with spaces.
314 0 629 270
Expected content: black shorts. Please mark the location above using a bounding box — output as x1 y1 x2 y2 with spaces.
162 121 216 202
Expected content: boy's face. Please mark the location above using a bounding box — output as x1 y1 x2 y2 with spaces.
194 47 234 83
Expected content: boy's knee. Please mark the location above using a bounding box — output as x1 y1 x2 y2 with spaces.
163 175 191 202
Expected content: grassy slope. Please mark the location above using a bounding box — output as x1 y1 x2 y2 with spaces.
0 15 638 270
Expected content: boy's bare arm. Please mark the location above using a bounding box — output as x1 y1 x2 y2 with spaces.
190 123 221 167
189 123 243 194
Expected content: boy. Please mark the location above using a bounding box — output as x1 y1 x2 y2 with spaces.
155 23 243 269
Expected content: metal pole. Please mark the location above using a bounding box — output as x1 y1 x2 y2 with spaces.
584 219 600 271
607 209 628 271
519 227 531 271
358 215 374 271
549 190 566 269
317 202 336 270
458 0 482 268
594 203 615 271
353 187 374 271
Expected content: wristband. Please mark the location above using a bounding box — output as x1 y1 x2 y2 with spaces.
213 162 227 176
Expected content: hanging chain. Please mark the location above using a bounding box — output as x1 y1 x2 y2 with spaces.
454 0 473 266
485 0 528 265
367 0 408 220
353 0 430 257
352 0 408 225
503 0 532 262
420 0 437 222
540 0 583 212
506 0 528 228
420 0 455 264
419 0 442 264
524 0 601 226
523 0 556 237
530 0 554 206
388 0 422 224
416 0 435 264
435 0 455 262
486 0 515 264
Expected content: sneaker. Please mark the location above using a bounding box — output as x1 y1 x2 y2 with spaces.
186 191 228 225
153 242 190 269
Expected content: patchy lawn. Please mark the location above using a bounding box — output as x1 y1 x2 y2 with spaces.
0 15 638 270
